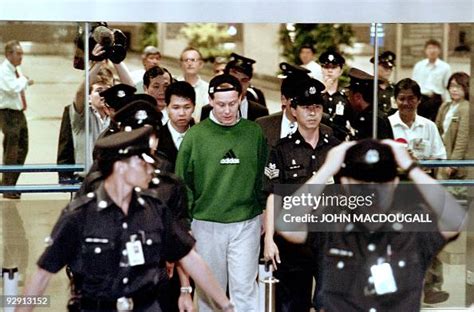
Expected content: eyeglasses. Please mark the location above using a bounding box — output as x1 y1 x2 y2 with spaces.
181 58 200 63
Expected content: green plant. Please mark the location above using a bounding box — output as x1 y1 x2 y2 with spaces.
279 23 354 65
140 23 158 50
179 23 232 62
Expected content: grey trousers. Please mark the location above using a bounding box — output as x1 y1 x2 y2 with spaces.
191 216 261 312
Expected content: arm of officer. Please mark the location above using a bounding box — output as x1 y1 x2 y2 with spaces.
14 267 53 312
383 139 465 239
179 249 234 311
176 263 194 312
278 141 356 244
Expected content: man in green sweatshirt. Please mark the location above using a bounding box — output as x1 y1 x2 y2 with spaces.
176 74 268 312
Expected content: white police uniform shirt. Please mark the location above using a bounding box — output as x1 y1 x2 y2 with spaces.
389 111 446 160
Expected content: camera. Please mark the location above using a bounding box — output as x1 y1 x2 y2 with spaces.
73 22 128 69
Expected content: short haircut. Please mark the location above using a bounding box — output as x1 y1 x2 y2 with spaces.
394 78 422 100
448 72 470 100
165 81 196 106
180 47 203 61
143 66 173 88
5 40 21 56
97 157 116 178
425 39 441 49
299 44 316 54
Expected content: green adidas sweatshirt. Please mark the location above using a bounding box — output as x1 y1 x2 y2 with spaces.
175 118 268 223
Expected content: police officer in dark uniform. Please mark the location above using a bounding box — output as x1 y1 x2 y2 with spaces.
19 127 235 312
370 51 397 116
78 96 192 311
278 139 463 312
318 50 354 141
346 68 394 140
263 76 340 312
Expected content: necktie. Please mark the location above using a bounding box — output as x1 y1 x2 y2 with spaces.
15 69 27 111
176 134 185 149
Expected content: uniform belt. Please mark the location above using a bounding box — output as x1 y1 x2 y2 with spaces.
80 293 155 310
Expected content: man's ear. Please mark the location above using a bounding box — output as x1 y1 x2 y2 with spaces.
290 106 297 119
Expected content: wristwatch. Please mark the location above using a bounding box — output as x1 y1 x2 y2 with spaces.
180 286 193 294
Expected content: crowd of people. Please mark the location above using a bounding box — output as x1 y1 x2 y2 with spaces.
0 34 470 311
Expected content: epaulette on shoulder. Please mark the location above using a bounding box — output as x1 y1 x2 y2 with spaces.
276 134 294 147
64 192 96 212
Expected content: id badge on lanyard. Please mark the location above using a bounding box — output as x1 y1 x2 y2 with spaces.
370 244 397 295
126 234 145 266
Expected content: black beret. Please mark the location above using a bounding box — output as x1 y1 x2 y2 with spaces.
318 51 345 66
95 127 155 164
339 139 397 182
225 52 255 78
99 83 137 110
290 78 326 107
370 51 396 68
113 94 162 131
208 74 242 96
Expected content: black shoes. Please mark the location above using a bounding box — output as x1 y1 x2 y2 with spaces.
3 192 21 199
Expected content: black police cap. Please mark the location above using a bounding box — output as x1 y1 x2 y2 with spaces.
278 62 311 79
370 51 396 68
339 139 397 182
318 51 345 67
113 94 162 131
348 67 377 90
208 74 242 96
225 52 256 79
290 78 326 108
99 83 136 110
95 127 155 164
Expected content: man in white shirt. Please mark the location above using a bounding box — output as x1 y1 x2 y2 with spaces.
412 39 451 121
388 79 449 305
389 78 446 161
132 45 161 93
177 47 209 121
298 44 323 82
0 40 34 199
158 81 195 168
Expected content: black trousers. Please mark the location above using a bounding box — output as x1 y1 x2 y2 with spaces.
0 109 28 186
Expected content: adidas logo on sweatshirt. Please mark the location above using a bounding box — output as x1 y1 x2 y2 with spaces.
220 149 240 164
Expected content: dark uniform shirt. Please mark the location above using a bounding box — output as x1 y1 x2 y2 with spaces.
349 107 394 141
378 83 396 116
308 188 449 312
38 182 195 301
321 90 354 141
264 125 340 271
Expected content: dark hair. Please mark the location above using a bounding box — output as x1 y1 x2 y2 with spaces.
143 66 173 88
97 157 117 178
299 44 316 54
447 72 470 100
350 83 374 104
394 78 422 100
180 47 203 61
425 39 441 49
165 81 196 106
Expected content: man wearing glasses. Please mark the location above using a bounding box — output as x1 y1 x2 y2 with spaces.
177 47 209 122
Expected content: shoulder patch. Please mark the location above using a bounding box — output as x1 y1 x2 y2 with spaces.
65 194 95 212
265 163 280 180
